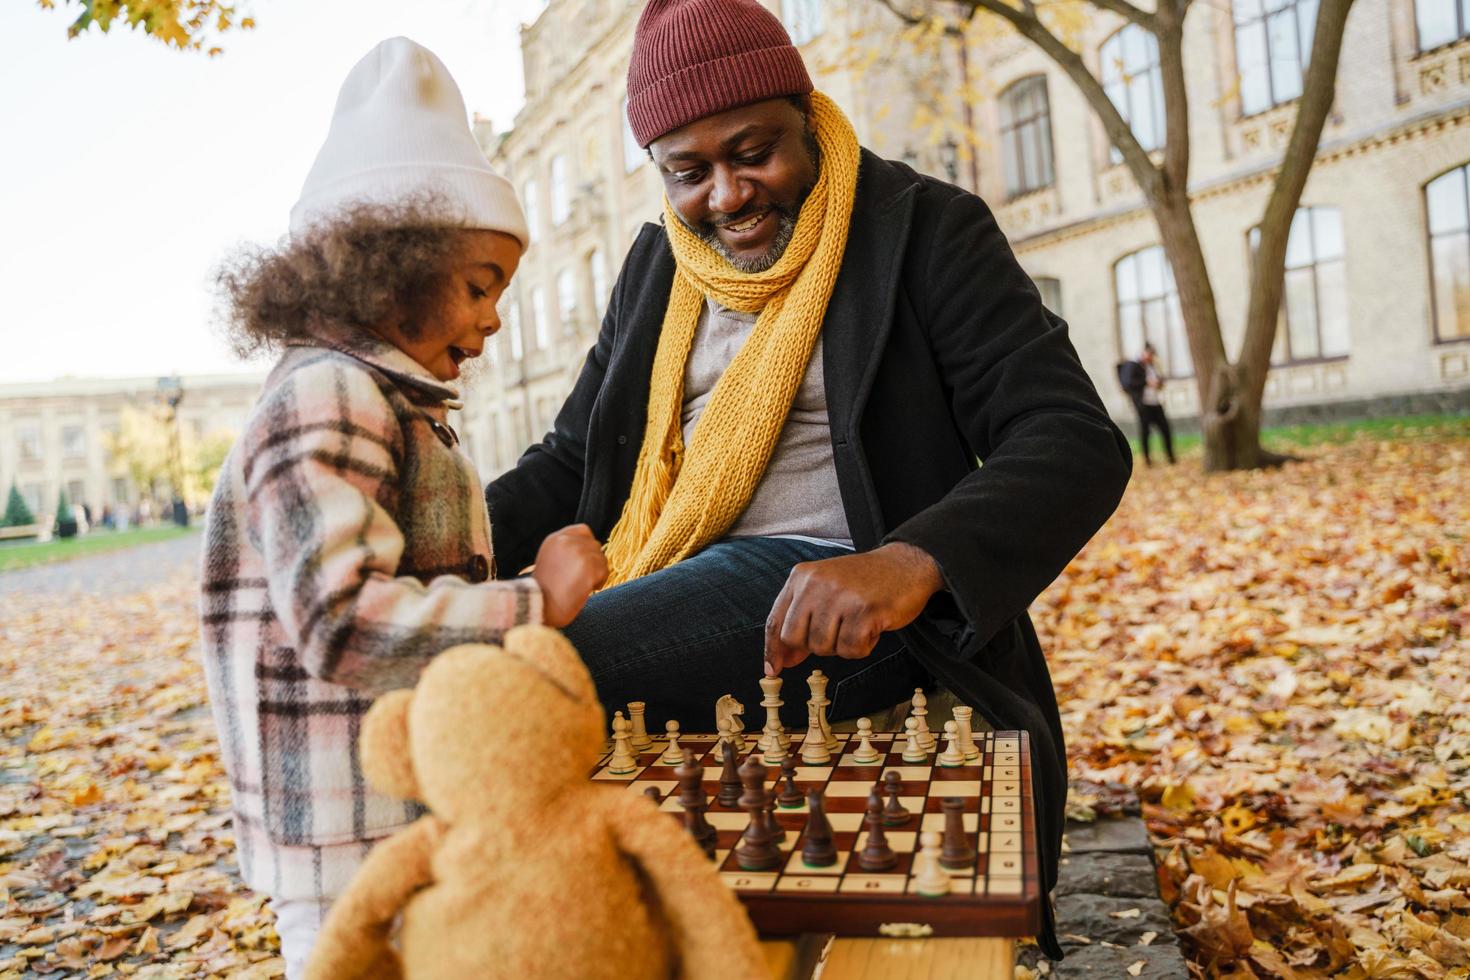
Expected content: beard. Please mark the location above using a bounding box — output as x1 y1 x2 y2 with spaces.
683 124 821 274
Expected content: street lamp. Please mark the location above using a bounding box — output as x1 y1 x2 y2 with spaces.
156 376 188 527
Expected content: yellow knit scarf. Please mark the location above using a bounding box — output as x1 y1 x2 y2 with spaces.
602 92 859 587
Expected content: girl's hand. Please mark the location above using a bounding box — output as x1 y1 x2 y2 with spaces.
532 524 609 628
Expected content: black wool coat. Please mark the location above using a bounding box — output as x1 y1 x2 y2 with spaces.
486 151 1132 957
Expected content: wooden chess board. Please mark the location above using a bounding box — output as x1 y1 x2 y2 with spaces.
590 730 1041 938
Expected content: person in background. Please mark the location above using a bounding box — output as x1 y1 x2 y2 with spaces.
201 38 606 978
1130 342 1176 466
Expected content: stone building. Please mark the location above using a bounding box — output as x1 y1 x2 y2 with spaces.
0 374 264 526
454 0 1470 478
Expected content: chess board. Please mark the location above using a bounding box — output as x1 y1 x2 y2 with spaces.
590 730 1041 938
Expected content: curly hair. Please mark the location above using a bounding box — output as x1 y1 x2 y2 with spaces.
215 196 470 359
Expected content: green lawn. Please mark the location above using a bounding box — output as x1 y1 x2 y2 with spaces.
1132 413 1470 458
0 525 199 573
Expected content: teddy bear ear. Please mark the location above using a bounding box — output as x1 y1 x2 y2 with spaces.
361 689 418 800
503 625 598 705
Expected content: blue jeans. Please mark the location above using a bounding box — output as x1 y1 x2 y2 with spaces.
561 537 929 733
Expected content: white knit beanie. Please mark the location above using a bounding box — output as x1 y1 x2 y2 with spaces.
289 37 529 251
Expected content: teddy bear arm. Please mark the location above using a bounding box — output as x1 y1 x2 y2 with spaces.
607 796 770 980
304 816 442 980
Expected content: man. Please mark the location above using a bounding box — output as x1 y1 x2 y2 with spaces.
486 0 1131 956
1125 343 1176 465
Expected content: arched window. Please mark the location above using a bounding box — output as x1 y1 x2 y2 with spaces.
1034 277 1063 317
999 76 1055 198
1114 246 1192 377
1101 26 1165 160
556 268 579 335
522 179 541 240
1233 0 1319 115
507 299 525 361
531 287 551 350
1427 165 1470 342
1249 207 1348 362
549 155 570 226
1416 0 1469 51
621 96 643 172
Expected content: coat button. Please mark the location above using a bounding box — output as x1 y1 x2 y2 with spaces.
430 420 457 448
617 434 628 446
466 554 490 583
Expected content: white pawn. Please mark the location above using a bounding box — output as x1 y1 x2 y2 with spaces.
715 716 734 760
660 720 684 765
901 717 928 763
911 688 936 751
953 705 981 761
608 711 638 775
801 701 831 764
852 717 882 764
938 720 966 768
913 831 952 897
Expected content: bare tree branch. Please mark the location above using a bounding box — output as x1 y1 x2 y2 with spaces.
1086 0 1159 30
1237 0 1356 399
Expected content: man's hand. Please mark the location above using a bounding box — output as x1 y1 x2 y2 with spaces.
763 542 944 676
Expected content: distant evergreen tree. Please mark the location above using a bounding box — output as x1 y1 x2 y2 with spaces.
2 484 34 527
54 488 78 539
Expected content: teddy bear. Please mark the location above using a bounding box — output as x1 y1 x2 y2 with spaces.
303 625 769 980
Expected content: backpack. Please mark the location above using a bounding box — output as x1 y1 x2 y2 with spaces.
1116 360 1145 396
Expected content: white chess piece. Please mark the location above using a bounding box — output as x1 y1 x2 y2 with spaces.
627 701 654 753
715 716 734 760
911 688 935 751
758 676 788 761
608 711 638 775
660 720 684 765
801 701 831 764
807 669 839 752
938 720 966 767
952 705 980 761
715 694 748 751
914 831 952 897
852 717 882 764
901 716 928 763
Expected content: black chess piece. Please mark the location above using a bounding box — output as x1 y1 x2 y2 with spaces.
762 789 787 844
675 749 717 858
939 796 977 870
643 786 662 804
881 770 911 826
800 790 837 867
857 788 897 871
717 738 742 808
734 757 780 871
777 756 803 808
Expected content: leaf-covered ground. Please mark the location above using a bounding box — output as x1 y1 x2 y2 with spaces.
0 429 1466 977
1035 432 1470 977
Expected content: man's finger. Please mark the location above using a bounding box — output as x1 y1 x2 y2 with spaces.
835 614 879 660
764 582 798 668
804 605 840 658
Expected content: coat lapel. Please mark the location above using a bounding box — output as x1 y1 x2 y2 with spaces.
822 152 920 546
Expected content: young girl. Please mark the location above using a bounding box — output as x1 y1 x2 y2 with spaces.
201 38 607 977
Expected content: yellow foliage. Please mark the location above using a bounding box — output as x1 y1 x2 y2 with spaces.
38 0 253 53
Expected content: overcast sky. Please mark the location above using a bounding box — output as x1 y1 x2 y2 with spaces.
0 0 545 384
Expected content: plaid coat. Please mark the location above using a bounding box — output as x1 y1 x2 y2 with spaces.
199 325 542 903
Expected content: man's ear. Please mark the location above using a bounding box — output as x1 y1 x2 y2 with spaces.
361 689 419 800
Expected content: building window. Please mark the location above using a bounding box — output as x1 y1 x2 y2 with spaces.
532 287 551 350
508 299 525 360
111 477 130 506
550 154 571 226
1248 207 1348 362
1427 164 1470 342
21 484 41 516
589 248 609 315
17 425 41 462
1101 25 1165 160
1417 0 1469 50
782 0 823 46
1114 246 1193 377
1233 0 1318 116
61 425 86 459
1035 276 1063 317
523 179 541 240
557 268 579 335
999 76 1055 198
621 96 644 172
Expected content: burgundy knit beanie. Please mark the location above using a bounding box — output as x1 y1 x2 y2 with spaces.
626 0 814 148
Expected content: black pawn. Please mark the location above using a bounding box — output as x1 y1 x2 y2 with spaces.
777 756 803 808
762 789 787 844
734 757 780 871
800 790 837 867
881 771 911 826
717 739 742 808
939 796 977 870
857 788 897 871
675 749 717 858
643 786 662 804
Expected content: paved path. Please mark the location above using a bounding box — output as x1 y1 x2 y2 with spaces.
0 530 203 597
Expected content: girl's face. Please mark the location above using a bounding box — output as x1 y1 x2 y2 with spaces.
386 229 522 382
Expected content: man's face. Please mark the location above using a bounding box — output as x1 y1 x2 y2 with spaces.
649 97 820 273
